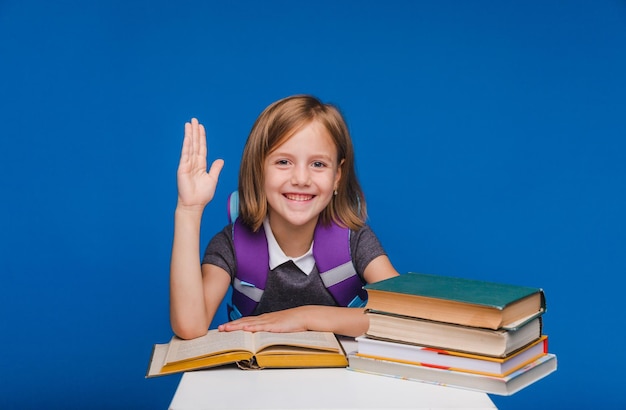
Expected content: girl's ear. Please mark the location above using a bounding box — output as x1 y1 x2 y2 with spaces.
334 158 345 190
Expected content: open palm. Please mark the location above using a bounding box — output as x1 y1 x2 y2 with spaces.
177 118 224 209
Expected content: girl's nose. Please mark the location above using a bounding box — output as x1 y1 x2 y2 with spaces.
291 165 312 186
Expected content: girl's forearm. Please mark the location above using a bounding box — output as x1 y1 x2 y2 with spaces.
170 207 209 339
301 305 369 337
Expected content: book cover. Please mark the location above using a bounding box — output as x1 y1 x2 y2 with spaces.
355 335 548 377
364 272 546 330
347 352 557 396
366 310 542 357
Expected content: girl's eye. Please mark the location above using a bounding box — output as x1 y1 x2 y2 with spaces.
276 160 290 166
312 161 326 168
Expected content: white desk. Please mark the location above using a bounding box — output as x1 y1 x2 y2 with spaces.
169 339 497 410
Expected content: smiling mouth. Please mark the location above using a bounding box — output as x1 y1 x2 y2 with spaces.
284 193 314 201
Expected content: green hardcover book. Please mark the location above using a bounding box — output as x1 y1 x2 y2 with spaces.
364 273 545 330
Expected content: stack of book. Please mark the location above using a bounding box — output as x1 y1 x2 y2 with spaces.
348 272 557 396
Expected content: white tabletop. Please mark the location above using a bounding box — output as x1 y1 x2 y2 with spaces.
169 339 497 410
169 367 497 410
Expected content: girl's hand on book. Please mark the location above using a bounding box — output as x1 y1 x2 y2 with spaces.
176 118 224 211
217 305 369 337
218 308 309 333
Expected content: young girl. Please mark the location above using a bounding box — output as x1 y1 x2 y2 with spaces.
170 95 399 340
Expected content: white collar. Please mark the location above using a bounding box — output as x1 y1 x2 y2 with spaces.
263 218 315 275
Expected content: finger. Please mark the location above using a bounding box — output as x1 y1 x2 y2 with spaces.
228 315 265 328
190 118 199 156
218 321 247 332
198 122 207 160
190 119 208 171
179 121 192 169
242 322 288 333
242 324 264 332
208 159 224 182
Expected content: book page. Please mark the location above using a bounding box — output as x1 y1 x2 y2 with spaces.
253 331 340 353
165 330 252 364
146 344 168 377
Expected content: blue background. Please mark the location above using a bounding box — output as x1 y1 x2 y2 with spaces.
1 1 625 409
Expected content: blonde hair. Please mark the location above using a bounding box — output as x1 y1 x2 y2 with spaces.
238 95 367 231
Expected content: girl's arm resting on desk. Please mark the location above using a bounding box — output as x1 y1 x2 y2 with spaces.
218 255 399 337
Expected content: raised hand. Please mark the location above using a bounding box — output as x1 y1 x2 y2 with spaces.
176 118 224 210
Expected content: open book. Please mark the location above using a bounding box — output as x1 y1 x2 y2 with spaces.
146 329 348 377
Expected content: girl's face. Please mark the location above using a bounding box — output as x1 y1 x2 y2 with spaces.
264 120 341 234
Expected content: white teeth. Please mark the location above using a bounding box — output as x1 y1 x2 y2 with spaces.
285 194 313 201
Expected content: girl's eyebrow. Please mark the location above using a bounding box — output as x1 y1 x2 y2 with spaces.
268 150 334 161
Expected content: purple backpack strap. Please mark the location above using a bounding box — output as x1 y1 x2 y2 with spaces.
313 222 367 307
230 218 367 320
231 219 269 318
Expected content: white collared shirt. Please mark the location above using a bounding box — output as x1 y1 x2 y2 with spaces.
263 218 315 275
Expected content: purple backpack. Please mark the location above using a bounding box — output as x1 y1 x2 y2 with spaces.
227 191 367 320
